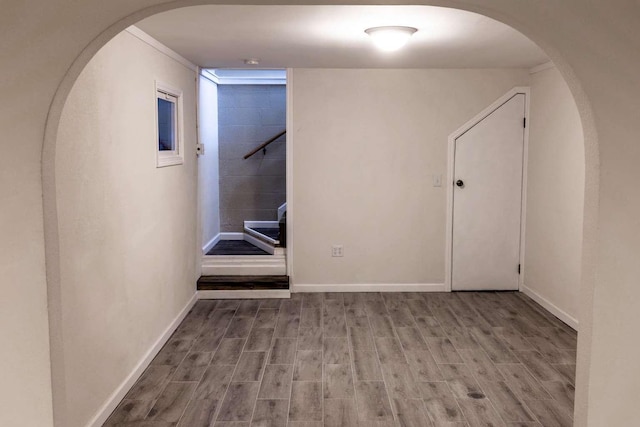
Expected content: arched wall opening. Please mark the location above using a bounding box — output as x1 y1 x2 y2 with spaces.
42 3 600 427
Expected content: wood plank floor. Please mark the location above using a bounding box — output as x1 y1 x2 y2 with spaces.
104 292 577 427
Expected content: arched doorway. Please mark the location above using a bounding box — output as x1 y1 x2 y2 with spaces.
42 3 600 426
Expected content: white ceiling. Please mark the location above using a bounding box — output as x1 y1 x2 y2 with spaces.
136 5 548 69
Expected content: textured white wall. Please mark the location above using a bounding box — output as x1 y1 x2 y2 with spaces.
291 68 529 286
525 65 585 326
55 31 197 427
199 75 221 250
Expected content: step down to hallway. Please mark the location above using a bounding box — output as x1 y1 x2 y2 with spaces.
197 275 289 291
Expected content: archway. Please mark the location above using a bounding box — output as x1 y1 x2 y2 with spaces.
42 2 599 426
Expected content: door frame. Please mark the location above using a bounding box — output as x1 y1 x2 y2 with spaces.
445 87 530 292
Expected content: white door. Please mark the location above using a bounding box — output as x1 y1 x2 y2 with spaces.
452 93 526 291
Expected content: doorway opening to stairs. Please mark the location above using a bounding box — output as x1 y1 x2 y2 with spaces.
197 69 289 293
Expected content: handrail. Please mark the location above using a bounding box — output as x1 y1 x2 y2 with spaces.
243 130 286 159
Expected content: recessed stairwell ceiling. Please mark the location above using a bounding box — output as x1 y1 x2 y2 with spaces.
136 5 548 69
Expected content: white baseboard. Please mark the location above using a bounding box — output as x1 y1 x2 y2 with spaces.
292 283 446 293
278 203 287 221
198 289 290 299
202 233 221 254
243 232 276 254
87 293 198 427
520 285 578 331
219 232 244 240
244 220 279 228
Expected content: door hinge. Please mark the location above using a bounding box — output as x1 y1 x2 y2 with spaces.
523 117 526 128
518 264 521 274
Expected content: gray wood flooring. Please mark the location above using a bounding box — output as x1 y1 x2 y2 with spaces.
104 292 577 427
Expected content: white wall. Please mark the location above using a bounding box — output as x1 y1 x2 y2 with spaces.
198 74 221 251
55 31 198 427
524 64 585 328
291 68 529 287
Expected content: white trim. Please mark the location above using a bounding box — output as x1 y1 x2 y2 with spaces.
206 69 286 85
244 220 279 228
200 69 220 85
445 87 530 292
529 61 555 74
195 68 203 276
87 293 197 427
286 68 294 282
243 232 276 255
278 202 287 221
519 89 531 290
202 233 221 254
292 283 446 293
521 285 578 331
198 289 290 299
125 26 197 72
155 81 184 168
219 232 244 240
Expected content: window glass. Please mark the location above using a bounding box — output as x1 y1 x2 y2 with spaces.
157 96 176 152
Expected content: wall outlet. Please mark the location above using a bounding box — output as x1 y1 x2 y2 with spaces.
432 174 442 187
332 245 344 257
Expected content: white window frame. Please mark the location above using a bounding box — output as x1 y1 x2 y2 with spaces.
155 81 184 167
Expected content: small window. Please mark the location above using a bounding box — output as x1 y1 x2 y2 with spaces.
156 82 183 167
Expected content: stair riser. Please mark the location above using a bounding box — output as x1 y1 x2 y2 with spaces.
198 290 290 299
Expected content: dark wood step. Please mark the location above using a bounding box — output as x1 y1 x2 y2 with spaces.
197 275 289 291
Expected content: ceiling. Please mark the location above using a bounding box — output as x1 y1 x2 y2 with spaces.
136 5 548 69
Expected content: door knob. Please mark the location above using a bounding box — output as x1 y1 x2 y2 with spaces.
456 180 464 187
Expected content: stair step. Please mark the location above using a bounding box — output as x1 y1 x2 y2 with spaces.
197 275 289 291
206 240 269 256
202 254 286 276
251 227 280 240
244 221 280 247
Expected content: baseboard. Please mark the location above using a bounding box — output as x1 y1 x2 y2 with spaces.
87 293 198 427
219 232 244 240
244 220 279 228
292 283 446 293
278 203 287 221
520 285 578 331
198 289 290 299
243 232 275 254
202 233 221 254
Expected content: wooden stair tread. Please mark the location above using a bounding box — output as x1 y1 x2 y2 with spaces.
197 275 289 291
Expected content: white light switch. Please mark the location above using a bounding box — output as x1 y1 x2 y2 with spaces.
433 174 442 187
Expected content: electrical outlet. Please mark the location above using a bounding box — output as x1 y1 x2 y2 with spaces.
433 174 442 187
332 245 344 257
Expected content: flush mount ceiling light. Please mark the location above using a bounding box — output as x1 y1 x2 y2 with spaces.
244 58 260 65
365 26 418 52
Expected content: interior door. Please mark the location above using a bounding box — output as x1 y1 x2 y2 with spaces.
452 93 525 291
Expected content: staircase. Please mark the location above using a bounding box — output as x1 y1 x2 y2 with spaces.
198 205 288 297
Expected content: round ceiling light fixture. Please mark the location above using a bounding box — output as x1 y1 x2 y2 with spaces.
364 26 418 52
